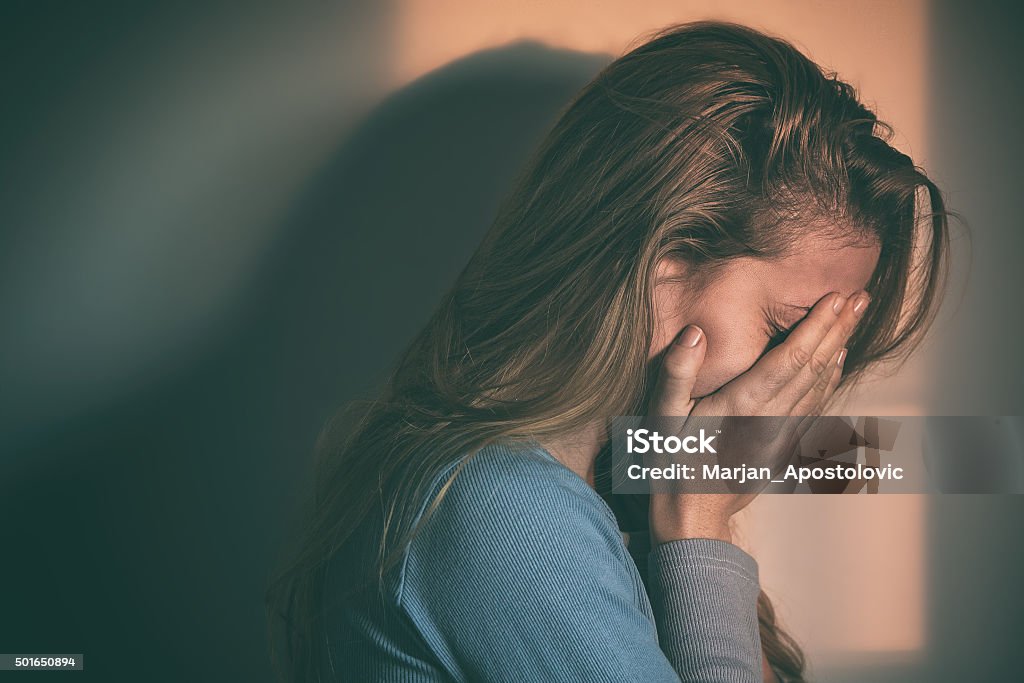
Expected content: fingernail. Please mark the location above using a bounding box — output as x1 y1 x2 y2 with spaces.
678 325 703 348
852 293 870 316
831 294 846 314
837 347 848 367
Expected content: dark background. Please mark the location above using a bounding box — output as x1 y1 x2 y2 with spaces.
1 1 1022 681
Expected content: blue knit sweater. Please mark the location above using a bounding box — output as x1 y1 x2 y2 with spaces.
323 441 763 682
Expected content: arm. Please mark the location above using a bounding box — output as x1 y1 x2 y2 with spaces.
397 446 763 682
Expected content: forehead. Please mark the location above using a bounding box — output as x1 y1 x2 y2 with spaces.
717 236 881 306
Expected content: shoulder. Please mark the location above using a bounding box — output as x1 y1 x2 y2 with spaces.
424 440 618 539
444 441 606 508
396 440 628 600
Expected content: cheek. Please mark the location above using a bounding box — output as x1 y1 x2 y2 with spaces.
689 321 766 398
647 275 771 398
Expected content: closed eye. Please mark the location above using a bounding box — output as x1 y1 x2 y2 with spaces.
764 319 791 352
763 303 810 352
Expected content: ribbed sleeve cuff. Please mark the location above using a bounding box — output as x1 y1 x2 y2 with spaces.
649 538 759 587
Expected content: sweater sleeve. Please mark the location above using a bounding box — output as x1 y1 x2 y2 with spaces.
649 538 763 683
396 445 763 683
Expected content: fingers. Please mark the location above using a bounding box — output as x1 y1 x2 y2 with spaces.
819 353 844 412
778 291 868 410
791 346 846 417
745 290 869 410
652 324 706 417
742 292 845 402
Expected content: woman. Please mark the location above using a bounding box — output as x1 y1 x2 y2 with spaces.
268 21 948 682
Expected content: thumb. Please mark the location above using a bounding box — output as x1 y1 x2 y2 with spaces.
652 325 706 417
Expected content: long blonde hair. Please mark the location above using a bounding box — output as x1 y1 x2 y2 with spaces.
268 21 949 682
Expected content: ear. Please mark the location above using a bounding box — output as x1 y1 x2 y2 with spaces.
650 257 694 360
654 255 690 283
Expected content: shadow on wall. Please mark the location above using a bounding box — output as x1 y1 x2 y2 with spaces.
0 44 608 682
